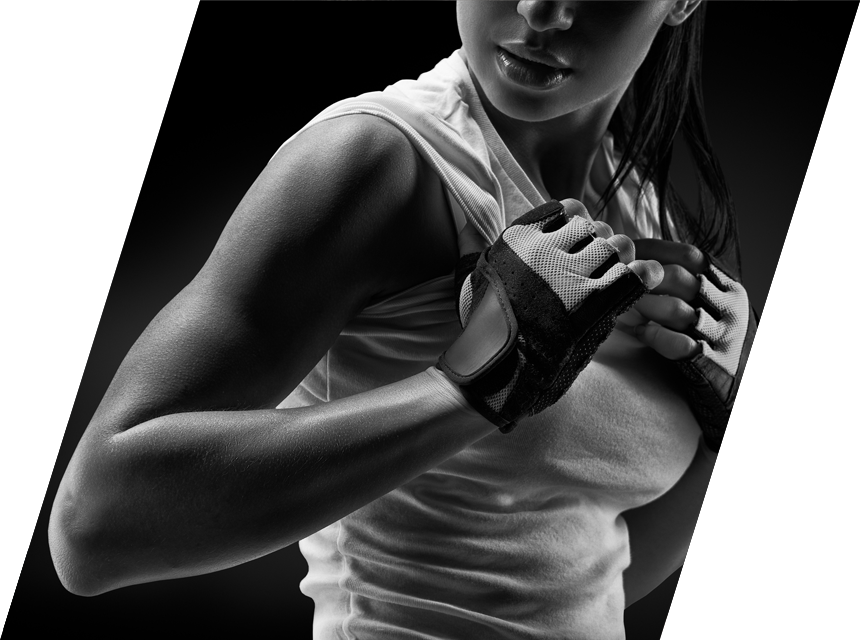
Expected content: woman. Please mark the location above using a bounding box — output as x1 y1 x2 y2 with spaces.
49 2 752 638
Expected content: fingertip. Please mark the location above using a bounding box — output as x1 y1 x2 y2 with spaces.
647 260 665 289
632 322 700 361
605 234 634 263
628 259 664 290
592 221 614 240
559 198 591 222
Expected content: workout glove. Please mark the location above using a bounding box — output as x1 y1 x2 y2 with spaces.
677 257 757 452
438 200 649 432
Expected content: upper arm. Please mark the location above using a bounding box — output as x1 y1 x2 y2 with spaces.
87 114 455 438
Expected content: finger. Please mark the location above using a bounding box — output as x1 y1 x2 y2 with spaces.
633 322 701 361
605 234 635 264
542 209 597 253
649 264 700 301
457 222 489 257
559 198 592 223
616 307 648 327
614 307 648 337
591 220 614 239
633 239 708 275
627 259 664 291
634 294 697 331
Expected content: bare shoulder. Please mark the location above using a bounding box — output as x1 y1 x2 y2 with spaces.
206 112 458 304
89 112 458 434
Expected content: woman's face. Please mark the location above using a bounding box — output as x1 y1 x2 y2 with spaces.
457 1 684 123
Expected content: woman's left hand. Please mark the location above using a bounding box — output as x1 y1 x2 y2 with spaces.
616 239 708 360
619 238 757 452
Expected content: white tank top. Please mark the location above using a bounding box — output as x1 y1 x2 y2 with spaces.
279 51 701 640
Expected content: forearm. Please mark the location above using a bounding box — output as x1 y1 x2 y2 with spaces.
622 439 717 606
49 367 493 596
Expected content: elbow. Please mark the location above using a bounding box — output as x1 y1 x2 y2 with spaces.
48 477 122 597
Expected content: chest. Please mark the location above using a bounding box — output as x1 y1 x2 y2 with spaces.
436 328 702 511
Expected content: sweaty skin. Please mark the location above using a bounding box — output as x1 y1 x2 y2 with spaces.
456 1 694 200
49 1 711 615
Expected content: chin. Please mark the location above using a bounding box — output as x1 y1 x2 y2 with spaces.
486 87 582 124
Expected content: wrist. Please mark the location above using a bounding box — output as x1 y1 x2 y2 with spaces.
422 366 493 430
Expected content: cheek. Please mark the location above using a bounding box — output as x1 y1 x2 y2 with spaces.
578 12 669 95
456 2 509 50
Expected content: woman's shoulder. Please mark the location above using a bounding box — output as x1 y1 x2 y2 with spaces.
275 113 426 193
268 112 459 298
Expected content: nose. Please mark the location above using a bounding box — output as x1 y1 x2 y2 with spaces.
516 1 575 32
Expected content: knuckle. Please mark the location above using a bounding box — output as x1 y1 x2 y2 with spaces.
682 244 705 271
685 307 699 327
680 268 701 297
673 335 696 359
674 298 695 323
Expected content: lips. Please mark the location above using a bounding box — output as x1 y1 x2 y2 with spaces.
496 46 572 90
502 43 569 69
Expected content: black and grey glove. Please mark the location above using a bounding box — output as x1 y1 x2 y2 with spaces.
438 200 653 432
676 256 757 452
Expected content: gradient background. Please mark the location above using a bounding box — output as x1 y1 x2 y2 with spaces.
5 0 859 640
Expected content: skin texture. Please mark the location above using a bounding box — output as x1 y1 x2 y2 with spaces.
456 1 699 200
620 239 710 360
49 0 716 619
458 1 708 367
455 0 719 608
49 115 498 595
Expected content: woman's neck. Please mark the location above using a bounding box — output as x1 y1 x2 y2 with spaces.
471 71 624 203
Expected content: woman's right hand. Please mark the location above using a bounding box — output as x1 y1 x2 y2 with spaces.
437 199 663 431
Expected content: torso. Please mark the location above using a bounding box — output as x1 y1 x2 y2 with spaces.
282 52 702 640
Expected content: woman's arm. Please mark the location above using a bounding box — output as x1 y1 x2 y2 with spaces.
48 114 495 597
53 371 493 597
622 440 716 606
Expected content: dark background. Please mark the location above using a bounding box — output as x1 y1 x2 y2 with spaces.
0 1 859 640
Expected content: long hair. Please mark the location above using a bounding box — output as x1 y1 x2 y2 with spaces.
601 2 741 277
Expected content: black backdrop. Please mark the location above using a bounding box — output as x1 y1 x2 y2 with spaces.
0 1 858 640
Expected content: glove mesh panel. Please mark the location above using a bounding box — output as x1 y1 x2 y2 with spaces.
693 263 750 376
502 224 623 310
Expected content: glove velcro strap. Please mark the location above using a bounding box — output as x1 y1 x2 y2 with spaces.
438 260 518 385
459 244 647 431
676 354 734 453
508 199 568 228
439 199 648 433
677 307 792 457
677 301 758 453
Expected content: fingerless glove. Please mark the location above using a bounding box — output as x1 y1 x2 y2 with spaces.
677 256 757 452
438 200 648 432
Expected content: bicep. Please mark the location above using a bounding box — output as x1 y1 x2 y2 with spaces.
89 114 448 438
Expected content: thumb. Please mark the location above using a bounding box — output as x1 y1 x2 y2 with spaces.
458 221 490 257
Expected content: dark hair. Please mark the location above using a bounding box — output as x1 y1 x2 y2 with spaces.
600 2 741 277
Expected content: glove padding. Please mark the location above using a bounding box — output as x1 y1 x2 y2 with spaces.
677 256 757 452
438 200 649 432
